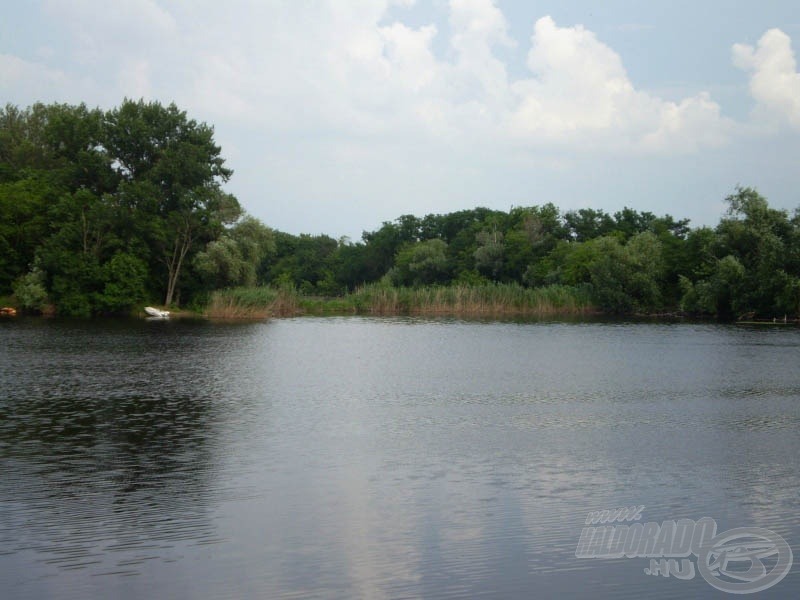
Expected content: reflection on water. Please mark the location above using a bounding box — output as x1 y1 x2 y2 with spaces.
1 317 799 599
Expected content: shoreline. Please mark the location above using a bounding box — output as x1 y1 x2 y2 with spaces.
5 308 798 326
6 283 800 324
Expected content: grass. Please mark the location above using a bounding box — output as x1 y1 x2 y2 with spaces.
2 283 594 320
204 285 300 319
348 282 593 317
203 283 594 320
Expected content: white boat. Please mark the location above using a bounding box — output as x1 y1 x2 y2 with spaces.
144 306 170 318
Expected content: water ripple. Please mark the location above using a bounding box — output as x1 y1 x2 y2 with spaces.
2 318 800 599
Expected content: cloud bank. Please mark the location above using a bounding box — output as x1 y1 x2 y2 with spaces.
5 0 793 154
733 28 800 130
2 0 800 237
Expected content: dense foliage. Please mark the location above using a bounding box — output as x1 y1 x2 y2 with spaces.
2 101 799 319
258 193 800 319
1 100 273 315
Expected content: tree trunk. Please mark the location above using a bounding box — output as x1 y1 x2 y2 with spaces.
164 219 194 306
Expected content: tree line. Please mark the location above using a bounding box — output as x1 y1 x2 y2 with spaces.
2 100 799 319
262 194 800 319
1 99 273 316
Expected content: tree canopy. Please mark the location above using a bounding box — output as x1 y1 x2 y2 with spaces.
1 100 268 315
2 100 798 320
250 187 800 319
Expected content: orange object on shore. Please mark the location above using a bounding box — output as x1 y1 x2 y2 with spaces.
0 307 17 316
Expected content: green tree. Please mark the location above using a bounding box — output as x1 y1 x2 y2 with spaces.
12 266 48 312
264 232 339 291
360 217 420 281
100 252 148 314
474 222 504 281
578 233 665 313
104 99 240 305
0 177 57 290
391 239 450 286
680 255 745 317
613 207 657 240
195 215 275 289
504 204 566 281
564 208 615 241
716 187 793 315
331 240 372 291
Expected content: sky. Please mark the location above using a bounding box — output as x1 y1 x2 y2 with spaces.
2 0 800 240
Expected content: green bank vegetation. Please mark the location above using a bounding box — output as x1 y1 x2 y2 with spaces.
3 100 800 320
206 282 593 319
205 286 296 319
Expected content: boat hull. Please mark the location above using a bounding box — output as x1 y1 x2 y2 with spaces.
144 306 170 318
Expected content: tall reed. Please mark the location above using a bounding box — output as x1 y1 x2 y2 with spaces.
205 285 299 319
204 283 593 319
349 282 593 317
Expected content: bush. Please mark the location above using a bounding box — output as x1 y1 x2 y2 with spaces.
100 252 148 314
13 267 48 312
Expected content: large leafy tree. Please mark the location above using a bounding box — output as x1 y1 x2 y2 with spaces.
391 239 450 286
564 208 615 241
104 99 240 305
715 187 798 316
194 215 275 289
0 103 112 299
264 232 339 292
0 100 240 313
679 187 799 318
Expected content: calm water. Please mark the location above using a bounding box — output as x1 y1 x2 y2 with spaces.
1 317 799 599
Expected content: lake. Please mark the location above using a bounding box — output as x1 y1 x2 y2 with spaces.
1 317 798 598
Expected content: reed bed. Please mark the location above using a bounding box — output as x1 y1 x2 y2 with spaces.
205 286 300 319
204 283 594 319
349 283 594 317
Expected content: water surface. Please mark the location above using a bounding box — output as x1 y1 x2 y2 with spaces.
1 317 798 598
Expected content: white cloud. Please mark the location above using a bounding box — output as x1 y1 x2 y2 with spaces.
14 1 735 155
4 2 800 238
508 17 730 151
379 23 438 92
640 93 729 152
174 1 431 134
447 0 513 113
733 28 800 130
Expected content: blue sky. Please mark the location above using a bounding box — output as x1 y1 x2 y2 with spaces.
2 1 800 239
